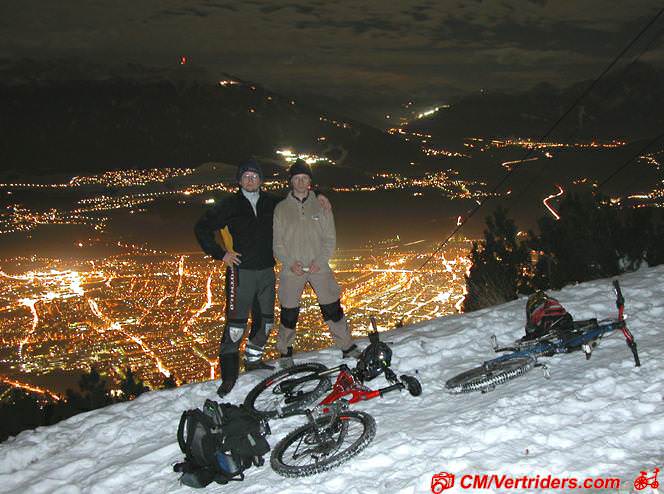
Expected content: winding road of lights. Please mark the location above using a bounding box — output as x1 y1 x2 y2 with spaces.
543 184 565 220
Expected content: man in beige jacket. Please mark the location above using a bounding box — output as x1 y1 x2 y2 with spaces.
273 160 360 366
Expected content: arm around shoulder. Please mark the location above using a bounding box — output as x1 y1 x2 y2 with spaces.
314 209 336 267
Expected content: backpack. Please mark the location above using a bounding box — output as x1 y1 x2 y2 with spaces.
524 291 573 339
173 399 270 488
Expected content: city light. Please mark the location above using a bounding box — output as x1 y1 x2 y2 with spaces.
543 184 565 220
416 107 441 119
275 149 334 165
467 137 626 151
0 241 471 393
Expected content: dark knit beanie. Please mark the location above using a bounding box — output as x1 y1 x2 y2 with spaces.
288 159 313 180
236 159 264 183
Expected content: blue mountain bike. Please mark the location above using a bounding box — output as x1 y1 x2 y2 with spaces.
445 280 640 394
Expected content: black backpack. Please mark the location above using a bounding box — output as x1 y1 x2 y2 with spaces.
173 399 270 488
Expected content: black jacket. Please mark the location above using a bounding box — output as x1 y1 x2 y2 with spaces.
194 190 281 270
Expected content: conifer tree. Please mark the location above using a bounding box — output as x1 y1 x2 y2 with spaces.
536 191 620 289
119 367 149 401
646 212 664 266
161 374 178 389
79 366 112 410
0 390 44 443
463 207 531 311
618 208 653 270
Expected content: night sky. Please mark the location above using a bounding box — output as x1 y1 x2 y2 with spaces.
2 1 664 123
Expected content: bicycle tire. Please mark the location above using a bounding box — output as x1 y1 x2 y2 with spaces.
244 362 331 419
445 356 535 394
270 410 376 477
633 477 647 490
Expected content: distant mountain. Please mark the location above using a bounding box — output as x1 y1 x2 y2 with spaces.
0 63 423 176
409 62 664 144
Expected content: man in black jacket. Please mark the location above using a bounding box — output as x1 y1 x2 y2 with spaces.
194 159 280 397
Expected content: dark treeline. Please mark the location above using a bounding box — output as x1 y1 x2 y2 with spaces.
464 188 664 311
0 367 177 443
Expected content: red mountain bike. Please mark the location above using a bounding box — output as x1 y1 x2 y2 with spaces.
244 317 422 477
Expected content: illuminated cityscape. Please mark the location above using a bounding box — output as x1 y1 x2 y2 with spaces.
2 138 662 402
0 165 494 236
463 137 628 151
332 170 496 199
0 241 471 397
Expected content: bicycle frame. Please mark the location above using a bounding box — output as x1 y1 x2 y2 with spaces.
316 364 407 412
279 362 409 415
490 320 625 366
273 315 420 415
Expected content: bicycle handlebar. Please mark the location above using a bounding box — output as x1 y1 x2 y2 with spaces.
368 316 380 345
613 280 640 367
613 280 625 320
377 382 404 396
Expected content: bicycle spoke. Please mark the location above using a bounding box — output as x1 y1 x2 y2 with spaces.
279 416 362 466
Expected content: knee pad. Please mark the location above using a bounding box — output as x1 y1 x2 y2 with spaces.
221 318 247 352
262 315 275 335
280 306 300 329
320 300 344 322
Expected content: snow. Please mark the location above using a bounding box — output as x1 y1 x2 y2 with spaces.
1 266 663 493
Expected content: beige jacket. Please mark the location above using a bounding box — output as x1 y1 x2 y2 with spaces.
273 192 336 271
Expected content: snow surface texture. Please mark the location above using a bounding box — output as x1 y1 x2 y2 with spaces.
1 267 662 493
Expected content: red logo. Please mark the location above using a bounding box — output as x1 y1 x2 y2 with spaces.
431 472 455 493
634 467 660 491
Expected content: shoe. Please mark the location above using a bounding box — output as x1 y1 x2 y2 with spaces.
342 344 361 359
244 359 275 372
217 379 236 398
278 347 294 369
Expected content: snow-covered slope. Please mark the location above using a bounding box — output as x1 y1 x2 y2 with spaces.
1 267 663 493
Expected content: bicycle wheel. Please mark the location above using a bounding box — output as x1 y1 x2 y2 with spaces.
244 363 331 419
445 356 535 394
633 477 647 490
270 410 376 477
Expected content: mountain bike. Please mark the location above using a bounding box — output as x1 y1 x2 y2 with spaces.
445 280 640 394
244 317 422 477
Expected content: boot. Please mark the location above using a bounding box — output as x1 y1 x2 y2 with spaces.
244 342 274 372
278 347 294 369
244 359 275 372
217 352 239 397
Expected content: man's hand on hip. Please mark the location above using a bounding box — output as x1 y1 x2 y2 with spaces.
223 252 242 267
309 261 321 273
290 261 305 276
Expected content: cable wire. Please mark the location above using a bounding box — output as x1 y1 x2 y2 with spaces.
413 6 664 272
598 131 664 189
